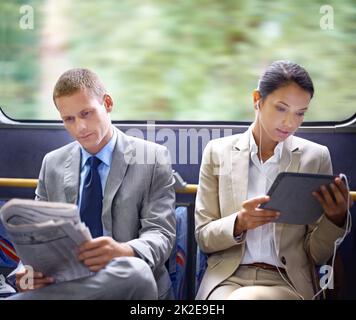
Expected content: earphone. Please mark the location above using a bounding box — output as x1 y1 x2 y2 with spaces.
271 227 306 300
270 173 352 300
311 173 352 300
253 110 304 298
254 100 352 299
252 104 304 298
256 100 266 166
254 100 262 163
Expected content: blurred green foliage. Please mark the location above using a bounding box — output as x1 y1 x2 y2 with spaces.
0 0 355 121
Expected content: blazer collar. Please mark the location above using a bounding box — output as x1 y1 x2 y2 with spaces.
280 134 302 173
101 126 134 235
231 130 250 212
233 128 250 153
63 143 81 204
233 128 302 173
275 134 302 252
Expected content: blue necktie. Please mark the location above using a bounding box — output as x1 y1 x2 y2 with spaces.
80 156 103 238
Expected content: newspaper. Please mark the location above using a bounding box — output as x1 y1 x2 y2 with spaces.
0 199 93 283
0 274 16 296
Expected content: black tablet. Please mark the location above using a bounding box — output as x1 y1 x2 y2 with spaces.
259 172 337 225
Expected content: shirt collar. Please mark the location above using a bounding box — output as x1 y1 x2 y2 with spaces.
248 127 283 161
80 127 117 168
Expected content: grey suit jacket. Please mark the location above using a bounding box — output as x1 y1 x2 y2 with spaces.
195 129 346 300
35 126 176 299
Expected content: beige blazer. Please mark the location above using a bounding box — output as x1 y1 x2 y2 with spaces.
195 129 346 300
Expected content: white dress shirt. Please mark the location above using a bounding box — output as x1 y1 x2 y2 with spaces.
240 128 284 267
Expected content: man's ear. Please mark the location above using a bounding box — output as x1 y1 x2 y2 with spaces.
103 94 114 112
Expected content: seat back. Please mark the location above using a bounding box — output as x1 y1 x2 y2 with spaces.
0 201 19 270
168 206 188 299
195 248 207 295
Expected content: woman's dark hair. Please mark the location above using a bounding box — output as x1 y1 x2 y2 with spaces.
258 60 314 99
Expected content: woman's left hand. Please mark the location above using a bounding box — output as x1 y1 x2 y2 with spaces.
313 177 353 227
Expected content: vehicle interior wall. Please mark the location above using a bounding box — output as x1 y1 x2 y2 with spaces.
1 115 355 298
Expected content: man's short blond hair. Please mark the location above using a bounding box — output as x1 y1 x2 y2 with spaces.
53 68 106 107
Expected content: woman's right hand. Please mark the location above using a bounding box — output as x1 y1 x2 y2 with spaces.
234 195 280 236
15 268 54 292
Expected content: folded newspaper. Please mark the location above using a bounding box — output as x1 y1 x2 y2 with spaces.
0 274 16 296
0 199 93 283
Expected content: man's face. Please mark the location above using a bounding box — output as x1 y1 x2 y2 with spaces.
56 89 113 154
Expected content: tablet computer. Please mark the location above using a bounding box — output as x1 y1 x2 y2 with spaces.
259 172 337 225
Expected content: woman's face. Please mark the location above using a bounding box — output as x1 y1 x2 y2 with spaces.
257 82 312 143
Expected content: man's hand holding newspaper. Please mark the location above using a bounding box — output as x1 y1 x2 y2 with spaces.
0 199 94 285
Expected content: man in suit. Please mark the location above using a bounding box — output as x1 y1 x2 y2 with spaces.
9 68 176 300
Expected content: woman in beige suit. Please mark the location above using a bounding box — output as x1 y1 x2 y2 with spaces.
195 61 352 300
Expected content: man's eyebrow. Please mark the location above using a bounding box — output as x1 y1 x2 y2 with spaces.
80 107 94 112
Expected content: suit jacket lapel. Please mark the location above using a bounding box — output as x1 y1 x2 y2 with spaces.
101 127 133 235
231 130 250 213
275 135 302 253
279 135 301 174
63 144 81 204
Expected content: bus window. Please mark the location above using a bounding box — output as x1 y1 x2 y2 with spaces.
0 1 355 122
